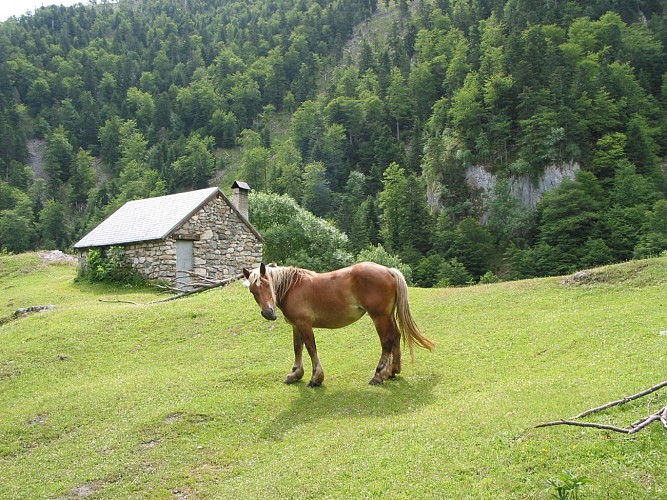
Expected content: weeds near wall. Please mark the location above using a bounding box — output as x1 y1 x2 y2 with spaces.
82 247 146 286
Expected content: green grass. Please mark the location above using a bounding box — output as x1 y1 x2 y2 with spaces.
1 254 666 498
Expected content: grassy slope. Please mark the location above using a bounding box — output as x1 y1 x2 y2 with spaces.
0 254 666 498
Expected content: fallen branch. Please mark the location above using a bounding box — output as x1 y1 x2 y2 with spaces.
627 408 667 434
99 274 243 305
535 420 630 433
573 380 667 419
150 274 243 303
536 381 667 434
625 406 667 433
99 299 143 305
155 283 185 293
182 270 221 285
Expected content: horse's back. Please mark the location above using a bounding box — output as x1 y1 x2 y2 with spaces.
309 262 395 298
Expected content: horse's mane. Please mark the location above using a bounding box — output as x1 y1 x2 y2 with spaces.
248 265 315 304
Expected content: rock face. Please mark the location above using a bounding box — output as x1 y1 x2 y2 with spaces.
27 139 47 179
464 162 580 219
120 194 262 282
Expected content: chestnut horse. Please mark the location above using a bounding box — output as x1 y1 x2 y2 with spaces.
242 262 435 386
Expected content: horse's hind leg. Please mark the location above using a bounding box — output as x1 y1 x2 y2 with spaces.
284 327 305 384
369 315 399 385
390 319 402 378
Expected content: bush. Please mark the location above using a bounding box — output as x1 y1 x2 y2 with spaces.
249 192 353 272
83 247 146 286
478 270 501 284
437 258 474 287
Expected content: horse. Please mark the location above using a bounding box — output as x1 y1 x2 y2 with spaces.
242 262 435 386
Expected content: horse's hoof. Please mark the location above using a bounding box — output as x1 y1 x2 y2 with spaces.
284 373 303 384
284 367 304 384
307 380 322 388
368 377 383 385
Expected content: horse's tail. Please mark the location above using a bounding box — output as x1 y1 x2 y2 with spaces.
389 268 435 362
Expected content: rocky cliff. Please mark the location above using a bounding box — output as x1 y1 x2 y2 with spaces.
464 162 580 220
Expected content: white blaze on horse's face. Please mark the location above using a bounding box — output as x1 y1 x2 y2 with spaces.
243 263 277 321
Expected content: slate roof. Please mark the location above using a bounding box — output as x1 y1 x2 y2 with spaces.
74 187 222 249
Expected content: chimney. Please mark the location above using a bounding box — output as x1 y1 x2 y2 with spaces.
231 180 250 220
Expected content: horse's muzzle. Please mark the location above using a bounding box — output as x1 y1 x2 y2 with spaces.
261 308 277 321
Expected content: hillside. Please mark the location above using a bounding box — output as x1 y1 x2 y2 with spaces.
1 253 666 497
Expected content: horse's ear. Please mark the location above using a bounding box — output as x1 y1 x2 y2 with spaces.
243 268 251 279
260 262 267 276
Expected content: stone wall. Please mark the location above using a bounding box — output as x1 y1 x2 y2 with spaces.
78 194 263 283
123 239 175 281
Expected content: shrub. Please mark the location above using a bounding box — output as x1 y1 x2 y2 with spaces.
478 270 501 284
249 191 353 272
83 247 146 286
437 258 474 287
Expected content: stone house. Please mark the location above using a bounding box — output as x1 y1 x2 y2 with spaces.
73 182 264 285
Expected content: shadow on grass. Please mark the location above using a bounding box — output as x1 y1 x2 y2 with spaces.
260 373 441 440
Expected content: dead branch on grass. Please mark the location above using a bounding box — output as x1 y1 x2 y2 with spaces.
572 380 667 419
100 273 243 305
536 381 667 434
535 420 631 433
98 299 143 305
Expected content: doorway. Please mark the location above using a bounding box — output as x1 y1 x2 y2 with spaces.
175 240 194 289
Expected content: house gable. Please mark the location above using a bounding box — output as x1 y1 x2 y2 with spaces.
166 192 263 279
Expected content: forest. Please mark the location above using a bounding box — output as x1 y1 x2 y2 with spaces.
0 0 665 286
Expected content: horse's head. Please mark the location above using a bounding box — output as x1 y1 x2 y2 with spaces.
243 263 277 321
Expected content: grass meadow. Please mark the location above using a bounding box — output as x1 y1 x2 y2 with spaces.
1 253 666 498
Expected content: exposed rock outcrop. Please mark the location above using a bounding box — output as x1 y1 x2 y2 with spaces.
464 162 580 220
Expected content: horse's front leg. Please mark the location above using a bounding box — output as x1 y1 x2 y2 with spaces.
284 326 305 384
298 324 324 387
